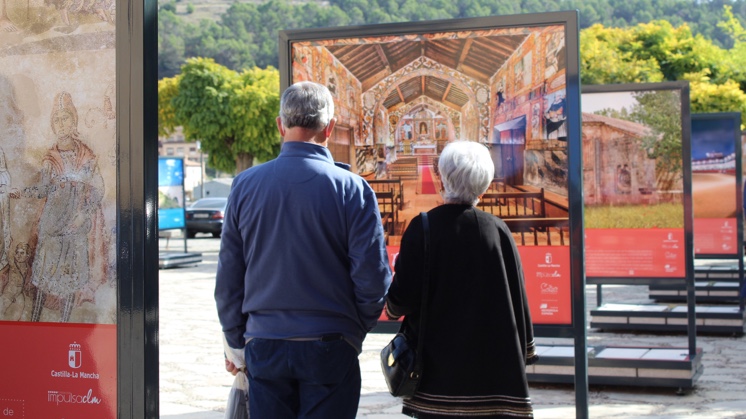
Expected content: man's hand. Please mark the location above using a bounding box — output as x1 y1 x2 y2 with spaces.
225 358 240 376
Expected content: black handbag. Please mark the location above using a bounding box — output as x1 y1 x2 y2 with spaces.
380 212 431 399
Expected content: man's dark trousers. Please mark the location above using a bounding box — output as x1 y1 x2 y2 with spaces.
245 337 361 418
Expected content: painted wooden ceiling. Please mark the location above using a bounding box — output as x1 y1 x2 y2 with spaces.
326 33 528 111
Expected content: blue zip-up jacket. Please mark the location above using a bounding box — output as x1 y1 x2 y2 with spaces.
215 141 392 352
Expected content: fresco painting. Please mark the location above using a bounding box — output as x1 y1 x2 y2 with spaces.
0 1 118 416
0 0 116 324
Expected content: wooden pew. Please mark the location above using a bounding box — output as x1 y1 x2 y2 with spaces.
388 157 419 180
504 217 570 246
367 179 405 212
485 178 507 193
477 188 546 218
375 190 397 237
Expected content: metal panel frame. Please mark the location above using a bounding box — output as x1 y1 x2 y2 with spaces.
691 112 745 312
279 12 588 417
116 0 160 417
583 82 697 357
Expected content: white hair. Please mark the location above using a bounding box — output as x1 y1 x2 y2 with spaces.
438 141 495 205
279 81 335 131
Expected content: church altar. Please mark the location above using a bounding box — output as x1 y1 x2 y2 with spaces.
412 143 436 155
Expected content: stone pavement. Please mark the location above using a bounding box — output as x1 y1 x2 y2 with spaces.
158 236 746 418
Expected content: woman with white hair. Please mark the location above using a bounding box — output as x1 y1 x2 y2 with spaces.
385 140 538 418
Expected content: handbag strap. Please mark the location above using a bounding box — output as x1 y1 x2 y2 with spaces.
412 211 431 379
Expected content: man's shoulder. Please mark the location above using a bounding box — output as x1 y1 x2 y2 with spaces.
234 161 274 183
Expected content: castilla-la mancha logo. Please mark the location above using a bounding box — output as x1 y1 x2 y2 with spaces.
68 342 82 369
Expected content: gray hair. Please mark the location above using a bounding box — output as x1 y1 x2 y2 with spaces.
439 140 495 205
279 82 335 131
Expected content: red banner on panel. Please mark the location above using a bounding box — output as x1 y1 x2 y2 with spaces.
0 322 116 419
694 218 738 255
518 246 572 325
585 228 685 277
380 245 572 325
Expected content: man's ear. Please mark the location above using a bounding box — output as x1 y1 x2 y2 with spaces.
276 116 285 136
324 118 337 139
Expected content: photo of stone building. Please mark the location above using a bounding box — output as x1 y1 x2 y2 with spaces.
582 89 685 229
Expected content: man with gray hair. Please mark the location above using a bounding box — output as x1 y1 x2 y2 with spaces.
215 81 391 418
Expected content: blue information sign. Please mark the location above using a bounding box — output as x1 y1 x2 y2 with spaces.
158 158 186 230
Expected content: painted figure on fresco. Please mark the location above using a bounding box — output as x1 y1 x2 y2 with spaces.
401 120 412 140
531 102 541 139
23 92 108 323
375 144 387 179
419 121 428 135
514 53 532 91
436 120 448 140
0 0 18 31
0 243 32 321
544 93 567 141
544 32 566 79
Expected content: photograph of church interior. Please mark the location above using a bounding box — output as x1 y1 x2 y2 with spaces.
290 24 571 246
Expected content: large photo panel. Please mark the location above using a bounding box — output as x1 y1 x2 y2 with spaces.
582 82 692 282
279 12 582 334
0 0 117 417
691 113 742 257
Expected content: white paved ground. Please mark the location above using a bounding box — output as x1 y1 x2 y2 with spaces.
159 236 746 418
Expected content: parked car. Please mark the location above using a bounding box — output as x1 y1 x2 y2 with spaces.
185 197 228 238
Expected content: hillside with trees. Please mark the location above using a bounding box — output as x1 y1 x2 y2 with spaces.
158 0 746 78
158 0 746 173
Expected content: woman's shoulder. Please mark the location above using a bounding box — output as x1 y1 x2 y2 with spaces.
472 207 511 231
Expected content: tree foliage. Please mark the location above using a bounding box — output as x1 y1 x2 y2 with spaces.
159 58 281 174
581 10 746 116
630 91 685 191
157 1 746 167
158 0 746 79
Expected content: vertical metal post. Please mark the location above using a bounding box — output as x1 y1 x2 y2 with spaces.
680 85 697 358
116 0 159 417
198 140 205 199
736 122 745 313
182 158 187 253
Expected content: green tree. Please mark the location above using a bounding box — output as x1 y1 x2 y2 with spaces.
630 90 684 192
158 10 187 78
580 24 664 84
686 75 746 115
159 58 281 174
160 1 176 13
583 18 746 118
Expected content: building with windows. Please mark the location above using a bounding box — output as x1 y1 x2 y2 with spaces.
158 127 205 202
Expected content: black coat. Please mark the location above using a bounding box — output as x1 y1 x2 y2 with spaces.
386 204 538 418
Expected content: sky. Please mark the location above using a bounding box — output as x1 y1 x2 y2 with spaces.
581 91 638 113
691 116 738 160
